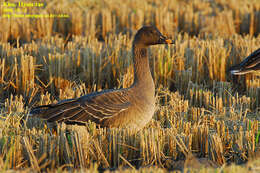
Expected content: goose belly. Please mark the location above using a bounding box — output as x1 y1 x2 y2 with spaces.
101 99 155 130
123 98 155 130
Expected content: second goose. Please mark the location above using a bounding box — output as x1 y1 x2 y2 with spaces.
229 48 260 75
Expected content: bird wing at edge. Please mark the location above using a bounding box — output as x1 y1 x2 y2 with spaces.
240 48 260 69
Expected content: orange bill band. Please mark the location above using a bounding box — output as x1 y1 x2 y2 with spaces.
165 39 173 44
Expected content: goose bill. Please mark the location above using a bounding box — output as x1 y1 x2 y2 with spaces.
165 39 173 44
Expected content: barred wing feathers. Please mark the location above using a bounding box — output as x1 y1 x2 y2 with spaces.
30 89 131 124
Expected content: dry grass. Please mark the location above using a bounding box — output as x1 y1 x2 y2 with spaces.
1 0 260 41
0 0 259 172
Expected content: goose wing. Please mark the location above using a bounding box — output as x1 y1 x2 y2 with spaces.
30 89 131 124
239 48 260 69
230 48 260 75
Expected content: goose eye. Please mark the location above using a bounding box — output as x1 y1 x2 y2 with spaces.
159 35 165 40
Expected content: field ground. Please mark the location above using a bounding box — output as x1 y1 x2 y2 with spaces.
0 0 260 172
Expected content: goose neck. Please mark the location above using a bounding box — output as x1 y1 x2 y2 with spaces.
132 45 154 90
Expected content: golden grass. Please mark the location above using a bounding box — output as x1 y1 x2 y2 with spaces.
1 0 260 42
0 0 259 172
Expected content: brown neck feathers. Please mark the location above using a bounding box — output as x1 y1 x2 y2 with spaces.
132 45 154 91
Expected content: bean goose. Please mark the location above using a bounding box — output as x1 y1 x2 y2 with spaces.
30 26 174 130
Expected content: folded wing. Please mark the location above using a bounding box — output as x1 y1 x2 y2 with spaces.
30 89 131 124
229 48 260 75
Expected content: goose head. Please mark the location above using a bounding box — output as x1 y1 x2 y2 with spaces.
133 26 174 47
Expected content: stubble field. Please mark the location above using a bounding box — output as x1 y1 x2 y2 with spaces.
0 0 259 172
